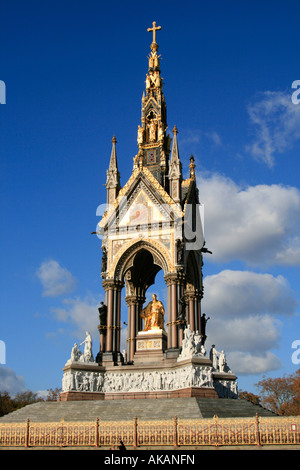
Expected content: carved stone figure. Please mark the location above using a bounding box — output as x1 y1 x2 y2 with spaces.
157 122 164 141
137 125 144 144
176 239 184 265
146 74 151 89
200 313 210 339
219 350 226 373
79 331 94 363
210 344 221 370
140 294 165 331
178 324 206 360
177 296 186 328
149 120 156 142
66 342 82 364
101 247 107 273
98 302 107 326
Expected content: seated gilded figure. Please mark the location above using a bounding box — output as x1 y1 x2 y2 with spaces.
140 294 165 331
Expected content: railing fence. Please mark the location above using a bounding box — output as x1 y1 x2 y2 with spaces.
0 414 299 448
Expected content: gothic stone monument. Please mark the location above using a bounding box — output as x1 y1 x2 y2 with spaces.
60 22 238 401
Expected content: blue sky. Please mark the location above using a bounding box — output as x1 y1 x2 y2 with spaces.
0 0 300 397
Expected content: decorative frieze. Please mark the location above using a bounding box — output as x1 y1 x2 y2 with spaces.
62 363 214 394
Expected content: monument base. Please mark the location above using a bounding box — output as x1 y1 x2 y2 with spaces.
133 329 167 363
61 355 237 401
61 326 238 402
60 386 218 401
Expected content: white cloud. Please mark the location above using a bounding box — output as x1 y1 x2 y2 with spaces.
179 128 222 156
207 315 282 353
0 366 27 396
51 294 100 338
198 172 300 266
227 351 281 376
204 130 222 146
202 269 297 375
246 90 300 167
203 270 297 319
36 259 77 297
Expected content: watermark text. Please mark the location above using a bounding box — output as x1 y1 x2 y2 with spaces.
291 80 300 104
0 80 6 104
0 340 6 364
291 340 300 365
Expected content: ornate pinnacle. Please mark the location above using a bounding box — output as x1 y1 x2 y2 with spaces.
189 155 196 179
147 21 161 48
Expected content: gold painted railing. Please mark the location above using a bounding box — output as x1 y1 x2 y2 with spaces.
0 415 299 448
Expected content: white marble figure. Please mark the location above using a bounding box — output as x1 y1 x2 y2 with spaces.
66 343 82 365
209 345 231 373
178 325 206 360
79 331 94 362
219 350 226 372
209 344 221 370
66 332 95 365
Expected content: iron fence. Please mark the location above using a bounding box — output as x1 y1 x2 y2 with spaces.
0 414 299 448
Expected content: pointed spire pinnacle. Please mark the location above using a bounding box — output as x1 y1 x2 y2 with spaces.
168 126 182 203
106 136 120 204
170 126 180 163
108 135 118 172
189 155 196 180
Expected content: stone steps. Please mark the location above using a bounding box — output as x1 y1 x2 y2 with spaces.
0 398 202 423
0 397 276 423
196 398 276 418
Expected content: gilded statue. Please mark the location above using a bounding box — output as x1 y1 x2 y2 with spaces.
140 294 165 331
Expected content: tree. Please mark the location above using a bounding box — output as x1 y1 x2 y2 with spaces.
46 388 61 401
0 387 62 417
255 369 300 416
239 389 261 406
13 391 43 410
0 391 15 417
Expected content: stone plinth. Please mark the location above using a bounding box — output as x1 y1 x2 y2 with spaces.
60 386 218 401
133 329 167 363
61 354 236 401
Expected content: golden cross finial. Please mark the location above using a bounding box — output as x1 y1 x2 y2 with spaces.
147 21 161 44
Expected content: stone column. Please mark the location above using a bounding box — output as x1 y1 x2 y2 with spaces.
165 273 185 350
125 294 144 362
166 283 172 349
106 283 114 352
102 279 123 354
114 281 123 353
195 289 201 334
185 290 200 333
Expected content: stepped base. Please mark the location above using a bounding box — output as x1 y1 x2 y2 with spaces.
60 386 218 401
0 397 276 423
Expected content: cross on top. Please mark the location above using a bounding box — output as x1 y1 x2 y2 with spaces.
147 21 161 44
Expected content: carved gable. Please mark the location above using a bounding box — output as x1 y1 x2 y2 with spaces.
119 187 171 227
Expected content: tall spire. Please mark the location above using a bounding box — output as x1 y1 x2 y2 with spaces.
168 126 182 204
106 135 120 205
136 22 171 187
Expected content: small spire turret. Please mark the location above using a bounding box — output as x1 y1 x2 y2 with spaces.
168 126 182 203
189 155 196 180
106 135 120 204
